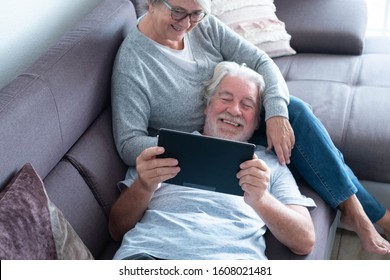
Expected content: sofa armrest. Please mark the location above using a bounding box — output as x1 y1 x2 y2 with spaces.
274 0 367 55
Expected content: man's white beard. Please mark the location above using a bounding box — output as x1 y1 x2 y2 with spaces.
203 113 253 142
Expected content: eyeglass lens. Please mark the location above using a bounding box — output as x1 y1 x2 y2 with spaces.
171 10 205 22
162 0 206 22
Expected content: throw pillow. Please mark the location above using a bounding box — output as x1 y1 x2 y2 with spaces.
211 0 296 58
0 163 94 260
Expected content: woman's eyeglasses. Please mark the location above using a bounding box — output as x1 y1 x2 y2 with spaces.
161 0 207 23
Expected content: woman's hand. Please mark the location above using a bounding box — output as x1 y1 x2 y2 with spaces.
266 116 295 165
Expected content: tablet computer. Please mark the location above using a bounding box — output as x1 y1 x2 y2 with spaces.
157 128 256 196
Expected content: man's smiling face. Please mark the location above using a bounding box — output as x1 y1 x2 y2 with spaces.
203 75 260 142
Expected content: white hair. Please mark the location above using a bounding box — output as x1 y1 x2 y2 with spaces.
202 61 265 111
148 0 211 15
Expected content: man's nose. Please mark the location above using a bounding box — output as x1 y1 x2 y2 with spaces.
226 102 241 116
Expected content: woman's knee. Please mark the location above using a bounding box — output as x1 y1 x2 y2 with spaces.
288 96 313 123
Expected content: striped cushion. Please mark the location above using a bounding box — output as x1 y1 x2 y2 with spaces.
211 0 296 58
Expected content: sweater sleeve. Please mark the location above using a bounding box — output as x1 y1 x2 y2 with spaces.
111 34 157 166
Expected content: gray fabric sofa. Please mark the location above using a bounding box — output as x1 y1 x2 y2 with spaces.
1 0 388 260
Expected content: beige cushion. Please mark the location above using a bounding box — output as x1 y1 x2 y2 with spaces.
0 163 94 260
211 0 296 58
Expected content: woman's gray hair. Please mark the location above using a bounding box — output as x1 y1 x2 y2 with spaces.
147 0 211 15
202 61 265 111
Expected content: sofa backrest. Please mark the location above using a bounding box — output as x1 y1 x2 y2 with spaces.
0 0 135 190
0 0 137 258
274 0 368 55
0 0 105 90
132 0 368 56
131 0 148 16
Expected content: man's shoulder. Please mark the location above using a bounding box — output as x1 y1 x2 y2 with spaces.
254 145 281 167
254 145 276 158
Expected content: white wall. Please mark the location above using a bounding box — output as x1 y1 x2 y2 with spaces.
0 0 103 89
366 0 390 36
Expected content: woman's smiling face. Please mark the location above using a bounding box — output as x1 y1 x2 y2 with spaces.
149 0 204 48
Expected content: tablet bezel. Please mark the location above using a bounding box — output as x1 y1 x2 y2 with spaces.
157 128 256 196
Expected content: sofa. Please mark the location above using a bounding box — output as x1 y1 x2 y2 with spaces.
1 0 389 260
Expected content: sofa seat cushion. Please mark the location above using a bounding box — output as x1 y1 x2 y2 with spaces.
43 159 111 258
0 163 93 259
65 108 126 218
265 181 337 259
44 107 126 259
273 37 390 183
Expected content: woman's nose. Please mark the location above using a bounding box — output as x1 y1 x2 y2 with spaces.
177 15 191 28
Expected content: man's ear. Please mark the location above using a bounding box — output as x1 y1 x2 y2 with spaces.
204 105 209 116
255 117 260 130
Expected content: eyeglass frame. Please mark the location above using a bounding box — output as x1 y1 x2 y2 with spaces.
161 0 207 23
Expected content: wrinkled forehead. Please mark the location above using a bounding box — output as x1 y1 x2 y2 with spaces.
218 75 260 101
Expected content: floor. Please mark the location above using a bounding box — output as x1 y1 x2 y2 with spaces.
331 228 390 260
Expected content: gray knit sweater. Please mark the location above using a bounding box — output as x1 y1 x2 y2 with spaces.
111 15 289 166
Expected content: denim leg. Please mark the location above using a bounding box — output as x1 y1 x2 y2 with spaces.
288 96 385 222
345 164 386 223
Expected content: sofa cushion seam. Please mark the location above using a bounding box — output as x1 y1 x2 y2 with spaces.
340 56 364 151
64 155 109 218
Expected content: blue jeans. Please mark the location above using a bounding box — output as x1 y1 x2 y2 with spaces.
252 96 386 223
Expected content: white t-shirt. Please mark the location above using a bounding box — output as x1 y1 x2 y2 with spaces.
113 145 316 260
138 14 197 73
154 35 198 73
